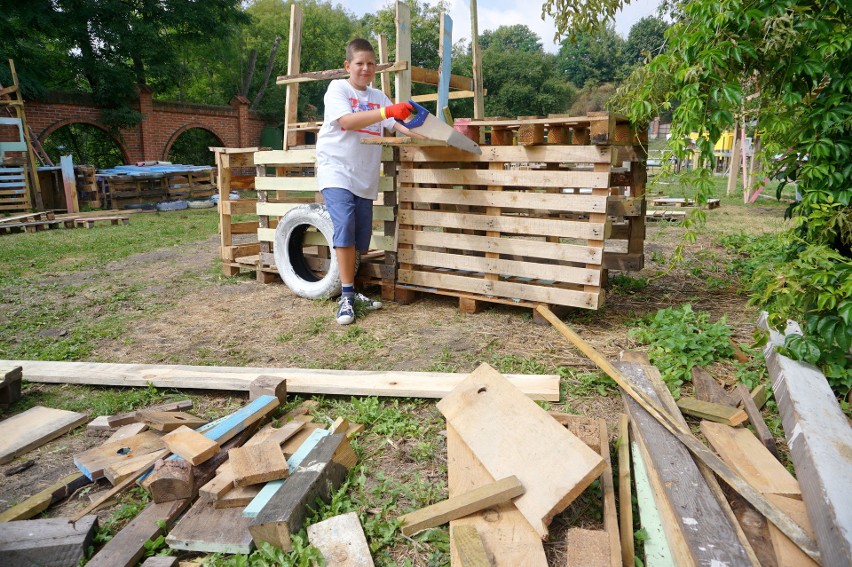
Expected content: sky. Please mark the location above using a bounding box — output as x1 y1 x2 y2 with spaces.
346 0 664 54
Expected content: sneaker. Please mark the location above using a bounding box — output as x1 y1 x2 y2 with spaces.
354 292 383 310
336 296 355 325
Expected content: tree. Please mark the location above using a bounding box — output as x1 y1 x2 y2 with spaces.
480 25 543 53
555 24 629 88
625 16 669 63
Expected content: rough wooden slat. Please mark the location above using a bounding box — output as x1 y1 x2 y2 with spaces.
630 440 675 567
106 422 149 443
165 498 254 554
162 426 219 465
229 440 289 487
0 515 97 567
0 406 88 464
598 419 622 567
0 472 91 522
759 313 852 567
766 494 819 567
400 476 524 536
140 557 178 567
307 511 375 567
735 383 781 460
618 414 634 567
691 366 739 407
548 412 601 453
5 360 559 401
451 525 490 567
676 397 748 426
106 400 193 427
249 375 287 402
138 411 207 432
438 363 605 538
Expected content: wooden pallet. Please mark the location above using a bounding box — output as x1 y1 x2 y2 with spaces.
651 197 720 209
73 216 129 228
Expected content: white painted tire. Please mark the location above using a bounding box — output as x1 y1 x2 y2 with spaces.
273 204 359 299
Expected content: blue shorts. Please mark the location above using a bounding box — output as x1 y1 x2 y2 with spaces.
321 187 373 251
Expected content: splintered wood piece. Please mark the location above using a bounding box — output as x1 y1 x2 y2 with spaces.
451 525 490 567
448 424 547 566
0 515 98 567
547 411 602 453
700 421 800 498
765 494 818 567
105 448 169 485
691 367 739 407
106 422 148 443
676 397 748 426
165 498 254 554
400 476 524 536
106 400 193 427
229 440 289 487
214 484 261 509
735 384 781 460
137 411 207 432
564 528 611 567
307 511 375 567
249 375 287 402
74 430 166 480
84 499 189 567
0 406 88 465
437 363 605 538
249 434 357 550
162 426 219 465
0 472 91 522
147 458 194 503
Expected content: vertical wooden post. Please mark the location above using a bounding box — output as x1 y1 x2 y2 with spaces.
395 1 411 103
437 13 453 123
377 34 392 99
8 59 43 210
283 5 303 150
469 0 485 120
59 155 79 213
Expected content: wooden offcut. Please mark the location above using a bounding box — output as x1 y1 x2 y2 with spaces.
106 422 148 443
137 410 207 432
249 433 357 550
0 406 88 465
0 365 22 407
105 448 169 485
307 512 375 567
249 375 287 402
735 383 780 460
676 397 748 426
437 363 605 538
548 412 602 453
74 430 165 480
106 399 193 427
691 366 739 407
146 458 194 503
229 439 289 487
162 426 220 465
400 476 524 536
0 515 97 567
0 472 91 522
166 498 254 554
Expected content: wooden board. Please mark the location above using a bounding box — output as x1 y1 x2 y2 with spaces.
137 410 207 432
0 406 88 464
105 448 169 485
700 421 800 498
229 439 289 487
74 430 165 480
162 425 220 465
165 498 254 554
0 472 91 522
447 424 547 566
6 360 560 401
766 494 819 567
598 418 622 567
0 515 97 567
618 414 634 567
398 208 607 240
106 422 148 443
675 396 748 426
85 499 189 567
735 383 780 460
548 412 602 453
306 511 375 567
400 476 524 536
691 366 739 406
630 441 675 567
759 313 852 567
618 361 751 566
106 399 193 427
437 364 605 538
215 484 261 508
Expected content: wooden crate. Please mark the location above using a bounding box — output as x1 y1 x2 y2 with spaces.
252 147 397 297
394 112 646 312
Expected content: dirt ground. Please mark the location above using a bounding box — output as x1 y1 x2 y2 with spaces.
0 203 786 564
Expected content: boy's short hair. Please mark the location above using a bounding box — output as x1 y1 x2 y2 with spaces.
346 38 375 62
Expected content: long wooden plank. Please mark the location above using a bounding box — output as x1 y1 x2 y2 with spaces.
0 515 97 567
451 525 490 567
599 419 622 567
85 499 189 567
766 494 819 567
398 269 601 309
0 472 91 522
307 512 375 567
257 227 395 252
165 498 254 554
759 313 852 567
735 383 781 460
700 421 800 498
399 185 608 213
400 476 524 536
618 415 634 567
398 208 608 240
0 406 88 464
400 144 615 164
437 364 605 538
398 248 601 286
630 441 676 567
691 366 739 407
254 175 394 193
398 228 602 264
398 167 610 189
447 424 547 566
6 360 559 401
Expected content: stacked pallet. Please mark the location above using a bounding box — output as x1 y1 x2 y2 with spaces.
97 165 216 209
0 165 30 212
74 165 101 208
212 147 262 277
393 112 646 312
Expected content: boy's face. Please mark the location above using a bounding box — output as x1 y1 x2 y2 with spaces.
344 49 376 91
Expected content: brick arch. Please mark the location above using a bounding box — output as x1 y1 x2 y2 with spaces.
38 118 131 164
161 124 226 162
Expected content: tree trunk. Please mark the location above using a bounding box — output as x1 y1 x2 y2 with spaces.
241 50 258 98
250 37 281 112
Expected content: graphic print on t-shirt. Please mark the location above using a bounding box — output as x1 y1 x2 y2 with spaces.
349 97 382 136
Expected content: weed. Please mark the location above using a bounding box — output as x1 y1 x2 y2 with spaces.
303 316 329 337
562 368 617 397
488 354 552 375
610 274 650 292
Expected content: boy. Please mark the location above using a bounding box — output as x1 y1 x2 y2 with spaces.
316 38 414 325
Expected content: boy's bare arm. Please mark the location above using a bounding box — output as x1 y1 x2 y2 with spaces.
337 109 384 132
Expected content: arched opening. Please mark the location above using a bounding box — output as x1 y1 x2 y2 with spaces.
166 128 223 166
41 123 126 169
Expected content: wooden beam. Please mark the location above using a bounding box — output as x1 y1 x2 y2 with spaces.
249 375 287 402
0 472 91 522
0 515 97 567
283 4 302 150
276 61 407 85
395 2 411 103
307 512 374 567
437 363 605 538
534 305 821 563
400 476 524 536
0 406 88 465
759 312 852 567
735 383 780 460
6 360 559 401
676 397 748 426
410 66 473 91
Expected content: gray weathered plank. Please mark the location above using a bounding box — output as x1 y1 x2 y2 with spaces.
0 515 97 567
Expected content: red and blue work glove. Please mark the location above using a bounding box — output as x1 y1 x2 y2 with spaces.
380 102 413 121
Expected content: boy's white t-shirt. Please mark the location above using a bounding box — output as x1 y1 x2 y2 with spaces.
316 79 395 200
